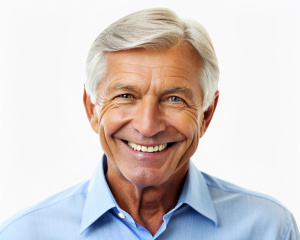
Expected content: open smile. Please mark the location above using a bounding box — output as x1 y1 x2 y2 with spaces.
126 141 174 153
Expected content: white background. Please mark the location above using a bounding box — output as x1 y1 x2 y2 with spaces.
0 0 299 227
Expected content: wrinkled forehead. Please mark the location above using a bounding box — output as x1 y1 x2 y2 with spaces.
96 44 204 103
105 44 203 77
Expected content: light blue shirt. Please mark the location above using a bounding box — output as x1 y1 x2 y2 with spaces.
0 155 299 239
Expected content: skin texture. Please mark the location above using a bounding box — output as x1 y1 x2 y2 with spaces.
83 43 219 235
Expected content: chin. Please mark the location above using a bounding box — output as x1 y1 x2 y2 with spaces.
121 159 189 188
122 167 172 188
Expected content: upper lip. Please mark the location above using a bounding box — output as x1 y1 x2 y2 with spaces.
123 140 170 146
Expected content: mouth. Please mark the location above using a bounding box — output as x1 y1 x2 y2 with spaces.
126 141 174 153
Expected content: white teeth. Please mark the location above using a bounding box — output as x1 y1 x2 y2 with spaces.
127 142 168 153
148 146 154 152
141 146 147 152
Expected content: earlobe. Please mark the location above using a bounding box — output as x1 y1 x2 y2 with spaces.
83 88 99 134
200 91 219 138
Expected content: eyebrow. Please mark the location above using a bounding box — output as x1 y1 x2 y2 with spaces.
106 83 140 95
161 87 194 99
107 84 196 101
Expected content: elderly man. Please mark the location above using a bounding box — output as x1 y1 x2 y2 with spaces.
0 8 299 240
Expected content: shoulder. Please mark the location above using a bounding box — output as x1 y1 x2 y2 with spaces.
0 180 89 239
202 171 288 211
201 171 299 239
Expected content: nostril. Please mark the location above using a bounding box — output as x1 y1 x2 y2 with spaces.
132 103 167 137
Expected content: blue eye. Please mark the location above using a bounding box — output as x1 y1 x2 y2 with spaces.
169 96 182 102
120 94 132 99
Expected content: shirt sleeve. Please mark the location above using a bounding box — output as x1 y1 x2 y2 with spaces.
284 215 300 240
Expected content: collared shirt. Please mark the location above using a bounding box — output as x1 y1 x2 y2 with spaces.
0 155 299 240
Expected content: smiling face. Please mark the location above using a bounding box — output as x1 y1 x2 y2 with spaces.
84 43 218 188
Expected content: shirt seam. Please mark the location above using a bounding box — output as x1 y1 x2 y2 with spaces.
283 214 293 240
0 191 87 233
205 182 290 213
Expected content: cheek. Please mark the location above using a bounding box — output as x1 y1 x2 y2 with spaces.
100 105 134 135
101 109 123 135
166 108 202 167
165 108 201 141
98 103 127 162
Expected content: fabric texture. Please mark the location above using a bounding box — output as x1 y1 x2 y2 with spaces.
1 155 299 240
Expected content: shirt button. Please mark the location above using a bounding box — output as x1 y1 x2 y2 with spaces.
118 212 126 219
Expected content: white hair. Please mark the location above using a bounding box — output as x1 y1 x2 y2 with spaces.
85 8 219 110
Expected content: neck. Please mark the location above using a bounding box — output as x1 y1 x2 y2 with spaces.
105 162 189 236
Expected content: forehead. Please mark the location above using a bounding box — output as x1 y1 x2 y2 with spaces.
101 44 203 98
106 43 202 76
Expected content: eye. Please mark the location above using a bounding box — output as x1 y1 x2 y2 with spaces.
118 94 133 99
168 96 182 102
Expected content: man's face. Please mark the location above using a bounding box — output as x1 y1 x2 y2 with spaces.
88 44 215 187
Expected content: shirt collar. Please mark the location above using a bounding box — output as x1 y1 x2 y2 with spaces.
80 156 218 233
178 161 218 226
80 155 116 233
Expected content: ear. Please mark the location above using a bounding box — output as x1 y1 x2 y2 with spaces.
200 91 219 138
83 88 99 134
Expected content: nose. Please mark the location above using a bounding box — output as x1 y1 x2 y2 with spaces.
131 99 166 137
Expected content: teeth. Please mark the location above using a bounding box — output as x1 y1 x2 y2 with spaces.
148 146 153 152
141 146 147 152
127 142 168 153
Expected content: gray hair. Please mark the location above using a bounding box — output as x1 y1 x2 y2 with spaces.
85 8 219 110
